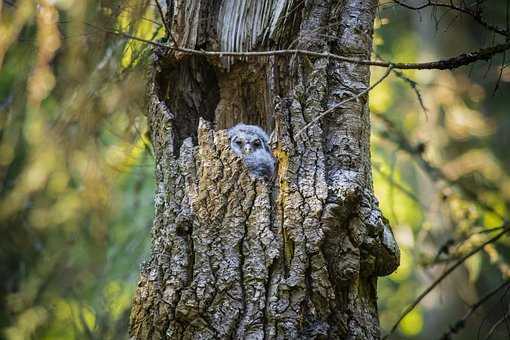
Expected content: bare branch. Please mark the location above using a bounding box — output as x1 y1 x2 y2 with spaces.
484 310 510 340
440 279 510 339
392 0 509 37
374 113 507 221
426 226 510 267
384 225 510 339
86 23 510 71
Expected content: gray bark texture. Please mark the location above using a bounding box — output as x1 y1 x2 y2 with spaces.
130 0 400 339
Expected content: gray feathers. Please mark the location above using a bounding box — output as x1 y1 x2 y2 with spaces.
228 123 275 179
243 149 275 179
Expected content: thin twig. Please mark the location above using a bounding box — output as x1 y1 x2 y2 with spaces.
440 279 510 339
392 0 508 37
295 66 393 136
494 0 510 94
384 225 510 339
426 225 510 267
395 69 428 116
154 0 178 47
484 310 510 340
373 52 429 115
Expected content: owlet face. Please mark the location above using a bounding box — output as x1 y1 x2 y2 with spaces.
228 123 274 179
231 133 264 156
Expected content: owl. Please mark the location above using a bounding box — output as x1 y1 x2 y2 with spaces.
228 123 275 180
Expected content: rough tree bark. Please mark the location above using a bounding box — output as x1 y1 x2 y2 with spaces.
130 0 400 339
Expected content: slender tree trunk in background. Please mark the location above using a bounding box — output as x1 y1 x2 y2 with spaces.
130 0 400 339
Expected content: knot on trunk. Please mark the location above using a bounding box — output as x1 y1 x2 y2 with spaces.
359 189 400 277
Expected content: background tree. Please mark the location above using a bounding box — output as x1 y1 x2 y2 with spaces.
0 0 509 339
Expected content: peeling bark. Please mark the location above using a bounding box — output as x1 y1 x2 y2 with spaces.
131 1 399 339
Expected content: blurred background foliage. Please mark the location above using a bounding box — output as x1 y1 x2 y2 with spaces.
0 0 509 339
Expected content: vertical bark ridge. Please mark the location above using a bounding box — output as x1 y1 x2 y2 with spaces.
320 0 400 338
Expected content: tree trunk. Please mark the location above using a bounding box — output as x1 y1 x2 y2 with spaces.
130 0 400 339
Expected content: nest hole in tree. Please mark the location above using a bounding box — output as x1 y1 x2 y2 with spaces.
156 55 275 154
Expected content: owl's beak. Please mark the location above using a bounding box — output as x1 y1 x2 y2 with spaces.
243 145 252 154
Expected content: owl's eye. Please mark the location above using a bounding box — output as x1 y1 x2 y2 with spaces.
235 140 243 146
253 139 261 148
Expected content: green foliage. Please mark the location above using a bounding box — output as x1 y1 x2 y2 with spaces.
372 4 510 339
0 1 156 339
